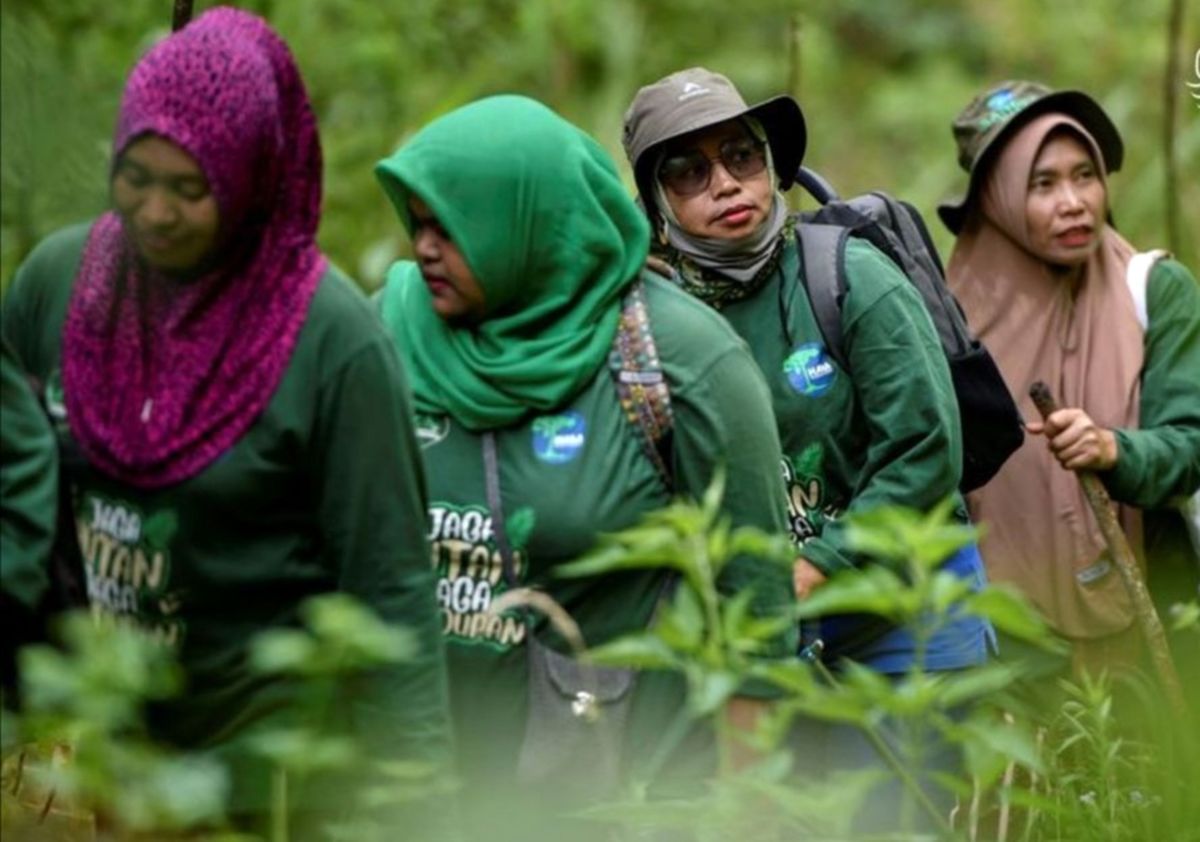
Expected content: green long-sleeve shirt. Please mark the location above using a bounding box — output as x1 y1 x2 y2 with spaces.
2 224 453 817
1 339 57 612
1101 258 1200 605
715 237 964 576
379 271 796 834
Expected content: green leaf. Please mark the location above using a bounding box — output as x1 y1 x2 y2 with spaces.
249 629 317 675
927 569 974 615
964 585 1057 646
585 635 680 671
558 526 690 578
700 467 727 520
726 529 795 565
506 505 537 550
747 660 817 696
1168 600 1200 632
936 662 1023 707
791 565 913 622
654 584 705 653
792 442 824 479
247 728 357 773
304 593 418 668
719 588 755 648
844 499 976 570
140 509 178 549
134 754 229 830
958 715 1043 784
688 669 740 716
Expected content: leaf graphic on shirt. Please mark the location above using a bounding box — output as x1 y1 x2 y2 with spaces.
141 510 178 549
506 506 537 551
532 415 572 438
792 443 824 480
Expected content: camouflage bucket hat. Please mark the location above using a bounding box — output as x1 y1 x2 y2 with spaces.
622 67 806 219
937 80 1123 234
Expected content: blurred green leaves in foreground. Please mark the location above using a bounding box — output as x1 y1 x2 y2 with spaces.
2 480 1198 840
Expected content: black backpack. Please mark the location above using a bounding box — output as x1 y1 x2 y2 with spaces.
794 166 1022 493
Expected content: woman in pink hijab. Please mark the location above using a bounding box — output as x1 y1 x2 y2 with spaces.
1 7 451 833
940 81 1200 683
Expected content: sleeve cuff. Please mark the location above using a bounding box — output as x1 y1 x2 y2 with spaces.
1100 429 1140 502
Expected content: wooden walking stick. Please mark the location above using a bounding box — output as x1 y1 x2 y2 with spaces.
1029 381 1186 714
172 0 194 31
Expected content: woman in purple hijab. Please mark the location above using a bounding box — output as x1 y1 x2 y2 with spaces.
1 7 451 834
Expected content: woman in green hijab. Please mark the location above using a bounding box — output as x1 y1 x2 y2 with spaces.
375 95 796 838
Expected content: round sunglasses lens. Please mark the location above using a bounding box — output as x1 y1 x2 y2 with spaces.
659 156 711 196
723 143 767 179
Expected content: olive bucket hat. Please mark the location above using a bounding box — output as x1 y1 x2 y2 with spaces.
622 67 806 220
937 80 1123 234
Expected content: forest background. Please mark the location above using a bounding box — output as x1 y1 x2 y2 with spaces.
2 0 1197 292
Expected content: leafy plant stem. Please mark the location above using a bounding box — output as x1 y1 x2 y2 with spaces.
812 658 953 837
271 766 288 842
635 708 695 788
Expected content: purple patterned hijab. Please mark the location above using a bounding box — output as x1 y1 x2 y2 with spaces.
62 7 326 488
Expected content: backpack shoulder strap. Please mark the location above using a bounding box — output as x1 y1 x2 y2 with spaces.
1125 249 1170 331
795 221 851 371
609 277 674 490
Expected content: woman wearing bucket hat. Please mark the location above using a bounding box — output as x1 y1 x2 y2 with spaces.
942 80 1200 681
623 67 992 828
373 94 797 840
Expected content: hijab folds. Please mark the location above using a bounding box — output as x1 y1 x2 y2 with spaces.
62 7 326 488
375 95 650 431
948 114 1144 638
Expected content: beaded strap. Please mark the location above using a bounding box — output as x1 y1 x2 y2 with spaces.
609 278 674 490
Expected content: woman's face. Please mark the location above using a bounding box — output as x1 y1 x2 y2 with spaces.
408 195 486 324
658 119 774 240
1024 131 1107 268
112 135 220 274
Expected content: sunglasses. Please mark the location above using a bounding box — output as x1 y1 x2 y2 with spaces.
657 137 768 197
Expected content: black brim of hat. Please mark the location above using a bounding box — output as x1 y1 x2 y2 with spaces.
747 95 807 190
938 90 1123 235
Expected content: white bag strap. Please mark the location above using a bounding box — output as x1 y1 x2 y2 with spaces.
1124 249 1169 331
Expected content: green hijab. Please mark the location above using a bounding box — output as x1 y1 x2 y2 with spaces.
376 95 651 431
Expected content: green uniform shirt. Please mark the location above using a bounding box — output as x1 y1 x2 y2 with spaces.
716 237 965 576
2 224 453 813
392 273 795 797
1 339 58 613
1102 259 1200 605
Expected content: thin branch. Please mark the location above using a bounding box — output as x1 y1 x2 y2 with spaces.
1163 0 1184 253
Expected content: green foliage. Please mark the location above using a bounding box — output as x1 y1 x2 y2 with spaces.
6 613 229 836
999 670 1200 842
1168 598 1199 632
246 593 417 781
249 592 416 679
559 476 1200 841
560 477 1056 838
562 470 797 727
2 1 1196 293
1 596 446 841
246 592 446 842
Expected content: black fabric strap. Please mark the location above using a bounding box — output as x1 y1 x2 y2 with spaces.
797 222 850 372
482 432 518 588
